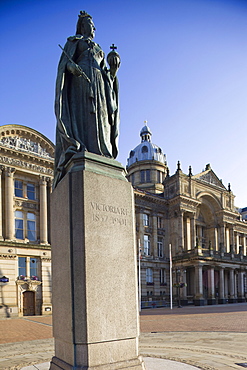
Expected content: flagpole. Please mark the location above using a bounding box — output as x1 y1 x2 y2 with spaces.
138 239 141 312
169 243 173 310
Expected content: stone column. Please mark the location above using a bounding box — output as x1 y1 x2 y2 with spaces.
152 214 158 258
243 235 246 256
225 227 230 253
0 167 4 240
220 225 226 253
194 264 204 306
236 233 240 254
219 268 226 304
214 228 218 251
186 217 191 250
39 176 48 244
230 228 235 253
181 269 188 305
137 208 144 250
224 271 229 301
190 215 196 249
153 268 160 297
208 267 215 305
178 211 184 252
229 269 236 303
5 167 15 241
238 271 245 302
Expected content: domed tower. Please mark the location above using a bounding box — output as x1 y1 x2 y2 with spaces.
126 124 168 194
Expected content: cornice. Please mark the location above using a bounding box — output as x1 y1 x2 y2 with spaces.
0 151 54 176
0 240 51 250
134 188 167 205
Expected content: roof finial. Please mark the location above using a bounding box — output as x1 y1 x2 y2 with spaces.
189 165 192 176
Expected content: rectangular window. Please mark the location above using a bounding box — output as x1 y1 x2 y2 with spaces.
18 257 26 277
27 213 36 241
140 170 145 183
157 236 163 257
140 170 151 183
15 211 24 239
144 235 151 256
14 180 23 197
157 216 162 229
27 183 35 200
146 170 151 182
143 213 149 227
160 268 166 284
30 257 38 278
146 268 153 283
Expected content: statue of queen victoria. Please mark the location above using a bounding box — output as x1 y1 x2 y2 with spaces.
54 11 120 187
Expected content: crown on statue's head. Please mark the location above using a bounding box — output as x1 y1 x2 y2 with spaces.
78 11 92 19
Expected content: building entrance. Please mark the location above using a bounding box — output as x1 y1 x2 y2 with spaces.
23 291 35 316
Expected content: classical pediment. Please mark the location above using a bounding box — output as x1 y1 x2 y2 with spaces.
0 124 54 159
193 170 226 189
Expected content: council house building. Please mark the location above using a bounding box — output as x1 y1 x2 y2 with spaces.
0 124 54 317
0 123 246 317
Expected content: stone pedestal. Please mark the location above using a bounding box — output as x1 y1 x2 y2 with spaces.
50 152 145 370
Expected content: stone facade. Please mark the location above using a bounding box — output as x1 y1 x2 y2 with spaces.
127 126 247 307
0 124 54 317
1 122 246 315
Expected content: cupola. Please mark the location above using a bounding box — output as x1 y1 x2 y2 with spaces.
126 124 168 194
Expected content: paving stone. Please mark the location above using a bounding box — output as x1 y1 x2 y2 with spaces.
0 303 246 369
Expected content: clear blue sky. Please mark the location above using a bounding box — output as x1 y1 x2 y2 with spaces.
1 0 246 207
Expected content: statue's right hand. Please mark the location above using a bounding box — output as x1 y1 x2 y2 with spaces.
67 62 82 76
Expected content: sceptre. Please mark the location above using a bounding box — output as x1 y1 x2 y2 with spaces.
58 44 91 83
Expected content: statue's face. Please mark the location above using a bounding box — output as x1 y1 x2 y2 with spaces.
83 18 96 39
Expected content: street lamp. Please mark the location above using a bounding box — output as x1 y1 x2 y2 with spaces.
0 276 9 283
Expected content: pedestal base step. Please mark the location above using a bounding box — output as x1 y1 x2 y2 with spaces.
50 356 145 370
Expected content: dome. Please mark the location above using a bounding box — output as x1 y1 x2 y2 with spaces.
127 125 166 167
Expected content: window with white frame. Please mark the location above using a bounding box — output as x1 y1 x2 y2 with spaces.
27 183 35 200
144 235 151 255
146 268 153 283
15 211 37 242
18 256 39 279
15 211 24 239
157 236 163 257
143 213 149 227
14 180 23 198
27 213 36 241
18 257 26 277
30 257 39 278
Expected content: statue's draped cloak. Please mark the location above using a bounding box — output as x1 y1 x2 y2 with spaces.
54 35 119 187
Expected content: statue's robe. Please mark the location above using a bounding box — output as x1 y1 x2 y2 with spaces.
54 35 119 187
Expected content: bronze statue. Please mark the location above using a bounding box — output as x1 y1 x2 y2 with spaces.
54 11 120 187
